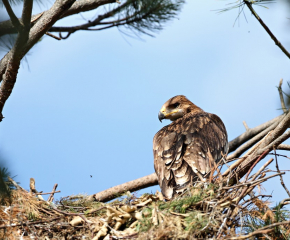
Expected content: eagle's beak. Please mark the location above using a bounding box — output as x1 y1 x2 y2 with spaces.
158 111 165 122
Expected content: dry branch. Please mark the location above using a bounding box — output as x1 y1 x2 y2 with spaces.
277 144 290 151
229 229 273 240
90 173 158 202
228 115 283 152
47 183 58 202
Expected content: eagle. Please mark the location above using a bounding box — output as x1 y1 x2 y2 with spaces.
153 95 228 199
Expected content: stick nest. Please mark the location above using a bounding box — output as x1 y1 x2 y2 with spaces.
1 169 290 240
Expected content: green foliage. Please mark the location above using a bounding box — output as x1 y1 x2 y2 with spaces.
136 207 154 232
217 0 275 13
159 184 217 213
120 0 185 36
243 203 290 239
0 167 15 204
27 212 38 221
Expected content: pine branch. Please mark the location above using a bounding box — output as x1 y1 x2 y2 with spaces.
244 0 290 59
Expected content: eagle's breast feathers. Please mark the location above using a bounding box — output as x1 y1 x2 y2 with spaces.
153 96 228 199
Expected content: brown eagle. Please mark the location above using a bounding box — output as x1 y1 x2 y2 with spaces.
153 95 228 199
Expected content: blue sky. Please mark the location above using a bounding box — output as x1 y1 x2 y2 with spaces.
0 0 290 204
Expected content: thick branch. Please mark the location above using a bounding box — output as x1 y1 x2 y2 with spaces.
90 173 158 202
277 144 290 151
244 1 290 59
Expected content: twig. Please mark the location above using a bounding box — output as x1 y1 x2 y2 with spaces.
222 172 284 190
280 197 290 207
227 121 279 160
47 183 58 202
7 176 25 191
274 150 290 197
216 208 231 238
229 229 273 240
49 1 133 35
244 150 268 181
261 130 290 154
52 207 90 224
34 190 60 196
256 220 290 231
242 121 249 131
244 1 290 59
250 158 273 181
228 115 282 152
278 79 287 113
0 217 62 229
45 32 61 40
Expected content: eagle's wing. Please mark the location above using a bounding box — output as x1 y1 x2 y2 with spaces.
153 112 228 199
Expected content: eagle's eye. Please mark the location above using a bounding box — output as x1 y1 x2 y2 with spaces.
173 102 180 108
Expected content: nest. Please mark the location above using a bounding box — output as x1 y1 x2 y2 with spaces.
1 163 290 240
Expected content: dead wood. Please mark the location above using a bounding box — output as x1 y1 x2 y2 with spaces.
90 173 158 202
47 183 58 202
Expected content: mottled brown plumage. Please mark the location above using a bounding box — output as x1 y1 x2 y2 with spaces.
153 95 228 199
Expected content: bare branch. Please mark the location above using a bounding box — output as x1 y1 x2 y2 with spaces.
250 158 273 181
47 184 59 202
261 130 290 153
278 79 287 113
242 121 249 131
230 110 290 183
244 1 290 59
227 118 281 160
90 173 158 202
280 197 290 207
229 229 273 240
228 115 283 153
45 32 61 40
277 144 290 151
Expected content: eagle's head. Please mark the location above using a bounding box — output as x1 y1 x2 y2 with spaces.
158 95 202 122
